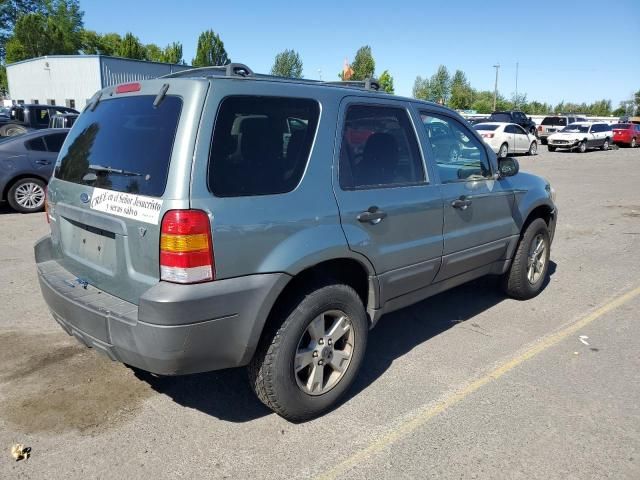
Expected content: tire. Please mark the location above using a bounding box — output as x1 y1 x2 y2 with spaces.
502 218 551 300
7 177 46 213
547 145 556 152
248 283 368 422
601 138 609 151
527 141 538 156
578 140 587 153
0 124 28 137
498 143 508 158
631 137 637 148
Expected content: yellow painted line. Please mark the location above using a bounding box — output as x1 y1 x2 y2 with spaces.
316 285 640 480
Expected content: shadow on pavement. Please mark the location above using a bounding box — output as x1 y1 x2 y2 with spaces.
135 261 557 423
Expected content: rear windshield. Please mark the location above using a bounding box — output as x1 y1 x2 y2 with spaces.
209 96 320 197
489 113 511 122
473 124 499 131
612 123 630 129
542 116 567 126
55 95 182 197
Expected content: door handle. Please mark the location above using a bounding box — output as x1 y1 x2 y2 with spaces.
451 196 472 210
357 206 387 224
35 159 51 165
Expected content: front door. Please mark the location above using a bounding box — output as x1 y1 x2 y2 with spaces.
418 110 519 281
333 98 444 304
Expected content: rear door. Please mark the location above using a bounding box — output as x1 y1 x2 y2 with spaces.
418 109 518 281
45 80 208 304
25 132 68 175
333 97 443 304
513 124 530 152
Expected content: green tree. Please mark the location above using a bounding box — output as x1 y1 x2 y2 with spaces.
118 32 145 60
192 29 229 67
412 76 430 100
162 42 183 64
0 64 7 96
80 29 103 54
6 13 49 62
0 0 45 61
378 70 394 93
588 99 612 116
99 33 122 55
429 65 451 104
47 0 83 54
145 43 163 62
449 70 473 110
270 49 303 78
350 45 375 80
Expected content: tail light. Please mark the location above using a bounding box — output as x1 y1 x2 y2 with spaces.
160 210 215 284
116 82 141 94
481 133 494 138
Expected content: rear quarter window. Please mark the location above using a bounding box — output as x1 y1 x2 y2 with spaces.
55 95 182 197
208 96 320 197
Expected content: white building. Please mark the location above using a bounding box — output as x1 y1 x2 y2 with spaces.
6 55 191 109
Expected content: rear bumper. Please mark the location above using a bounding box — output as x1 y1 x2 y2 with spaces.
35 235 290 375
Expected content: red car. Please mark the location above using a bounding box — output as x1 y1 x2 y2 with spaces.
612 123 640 148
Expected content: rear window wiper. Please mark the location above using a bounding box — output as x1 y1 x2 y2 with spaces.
88 164 143 176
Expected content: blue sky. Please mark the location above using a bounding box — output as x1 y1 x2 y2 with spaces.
84 0 639 106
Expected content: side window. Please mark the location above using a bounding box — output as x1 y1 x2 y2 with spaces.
420 112 491 184
25 137 47 151
592 124 601 133
209 96 319 197
339 104 425 190
515 125 527 135
34 108 50 126
44 133 67 153
504 125 516 134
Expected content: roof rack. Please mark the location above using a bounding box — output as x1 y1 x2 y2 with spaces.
322 78 380 91
163 62 255 79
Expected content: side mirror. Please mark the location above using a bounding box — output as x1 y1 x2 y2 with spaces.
498 157 519 177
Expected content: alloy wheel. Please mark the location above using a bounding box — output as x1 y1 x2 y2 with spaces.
527 234 546 284
14 182 45 210
294 310 355 396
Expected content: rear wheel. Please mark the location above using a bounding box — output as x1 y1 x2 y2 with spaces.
502 218 551 300
498 143 508 158
578 140 587 153
601 138 609 151
7 177 46 213
248 283 368 422
0 124 28 137
527 141 538 156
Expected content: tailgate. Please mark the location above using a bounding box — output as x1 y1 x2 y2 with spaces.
45 79 208 305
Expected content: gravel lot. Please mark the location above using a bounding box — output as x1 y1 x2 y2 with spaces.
1 146 639 479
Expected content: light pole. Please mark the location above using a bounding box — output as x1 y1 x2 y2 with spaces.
493 63 500 111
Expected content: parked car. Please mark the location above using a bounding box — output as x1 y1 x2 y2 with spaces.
612 122 640 148
0 128 69 213
487 111 537 136
0 104 78 137
35 65 557 421
473 122 538 157
49 113 79 129
547 122 612 152
537 115 587 144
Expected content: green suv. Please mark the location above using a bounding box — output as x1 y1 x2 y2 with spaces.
35 64 557 421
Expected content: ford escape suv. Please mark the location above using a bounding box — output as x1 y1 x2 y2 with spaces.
35 64 557 421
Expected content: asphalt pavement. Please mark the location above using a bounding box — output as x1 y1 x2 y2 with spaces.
1 145 639 479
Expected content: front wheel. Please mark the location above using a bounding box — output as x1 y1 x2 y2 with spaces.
7 177 46 213
578 140 587 153
0 124 28 137
527 141 538 156
502 218 551 300
248 283 368 422
601 138 609 151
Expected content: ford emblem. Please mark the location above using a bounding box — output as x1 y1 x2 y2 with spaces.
80 192 90 204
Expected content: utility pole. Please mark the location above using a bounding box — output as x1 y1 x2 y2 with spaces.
493 63 500 111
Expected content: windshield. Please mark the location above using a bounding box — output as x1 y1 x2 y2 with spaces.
561 124 590 133
55 95 182 197
542 116 567 126
612 124 630 130
473 124 499 131
489 113 511 122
